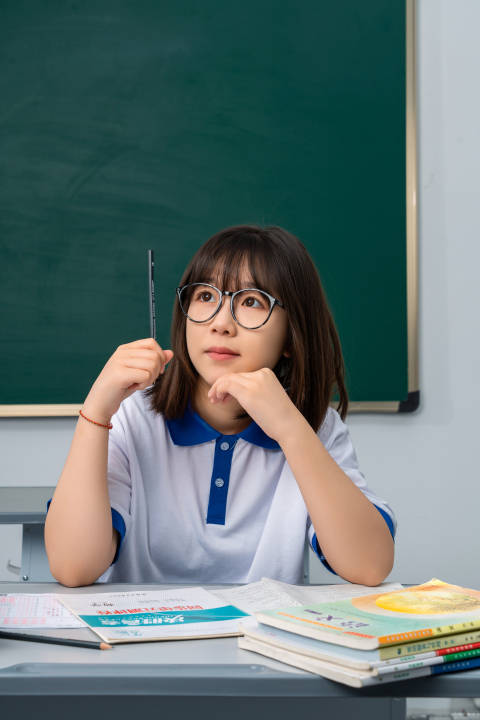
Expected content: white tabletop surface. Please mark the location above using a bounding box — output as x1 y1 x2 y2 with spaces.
0 581 303 673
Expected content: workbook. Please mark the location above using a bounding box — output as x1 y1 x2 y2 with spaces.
255 580 480 650
239 619 480 671
238 632 480 688
56 587 249 644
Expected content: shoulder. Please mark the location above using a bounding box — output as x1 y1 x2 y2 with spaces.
317 406 351 452
111 390 166 437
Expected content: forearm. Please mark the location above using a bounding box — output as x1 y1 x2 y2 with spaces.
44 414 117 587
279 418 394 586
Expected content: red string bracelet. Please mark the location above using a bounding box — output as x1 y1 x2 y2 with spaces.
79 409 113 430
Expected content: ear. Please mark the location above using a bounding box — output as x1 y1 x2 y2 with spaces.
283 348 291 358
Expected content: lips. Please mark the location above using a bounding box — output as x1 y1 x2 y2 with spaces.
205 346 240 361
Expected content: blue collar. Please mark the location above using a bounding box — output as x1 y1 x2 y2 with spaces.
166 407 280 450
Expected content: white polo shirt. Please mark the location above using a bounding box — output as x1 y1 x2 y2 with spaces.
99 391 396 584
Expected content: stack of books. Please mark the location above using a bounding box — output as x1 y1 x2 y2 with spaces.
238 579 480 687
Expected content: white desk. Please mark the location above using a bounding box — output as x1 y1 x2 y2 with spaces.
2 582 480 720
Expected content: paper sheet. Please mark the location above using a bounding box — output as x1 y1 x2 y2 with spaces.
0 594 86 629
264 579 404 606
211 581 294 615
211 580 404 616
55 587 249 643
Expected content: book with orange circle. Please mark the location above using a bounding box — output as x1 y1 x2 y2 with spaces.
256 580 480 650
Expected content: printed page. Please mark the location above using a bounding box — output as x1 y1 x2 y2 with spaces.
56 587 249 643
0 594 85 629
262 578 404 606
211 581 298 616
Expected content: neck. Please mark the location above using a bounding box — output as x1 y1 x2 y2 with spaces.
193 377 252 435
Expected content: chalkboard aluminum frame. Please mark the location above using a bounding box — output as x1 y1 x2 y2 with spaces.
0 0 419 418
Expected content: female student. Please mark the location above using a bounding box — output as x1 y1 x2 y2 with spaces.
45 225 396 588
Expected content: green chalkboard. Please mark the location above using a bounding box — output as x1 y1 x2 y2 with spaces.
0 0 414 412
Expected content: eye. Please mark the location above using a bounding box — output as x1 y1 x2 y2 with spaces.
196 291 216 303
242 295 263 309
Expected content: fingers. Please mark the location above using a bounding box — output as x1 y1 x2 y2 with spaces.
109 341 174 392
118 368 155 391
122 338 174 366
118 357 160 380
118 340 174 374
161 349 174 372
208 373 251 404
207 369 278 406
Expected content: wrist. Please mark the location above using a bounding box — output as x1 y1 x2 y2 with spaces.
275 409 313 449
80 403 113 427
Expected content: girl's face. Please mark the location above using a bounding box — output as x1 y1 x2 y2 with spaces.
186 272 289 390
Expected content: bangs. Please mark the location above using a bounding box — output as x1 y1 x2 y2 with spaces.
182 230 284 301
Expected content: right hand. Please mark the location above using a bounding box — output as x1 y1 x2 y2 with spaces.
82 339 173 424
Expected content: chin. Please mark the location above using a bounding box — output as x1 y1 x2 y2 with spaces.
195 362 240 388
205 369 233 387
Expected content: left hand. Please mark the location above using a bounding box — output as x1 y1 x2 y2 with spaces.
207 368 308 443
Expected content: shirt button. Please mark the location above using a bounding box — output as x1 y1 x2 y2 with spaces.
215 478 225 488
220 442 230 451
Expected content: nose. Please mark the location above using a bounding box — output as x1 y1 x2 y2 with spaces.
209 296 236 335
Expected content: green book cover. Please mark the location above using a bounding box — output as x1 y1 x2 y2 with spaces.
256 580 480 650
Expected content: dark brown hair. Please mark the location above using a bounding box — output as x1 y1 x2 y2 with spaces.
145 225 348 430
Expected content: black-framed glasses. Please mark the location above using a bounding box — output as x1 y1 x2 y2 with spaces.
176 283 285 330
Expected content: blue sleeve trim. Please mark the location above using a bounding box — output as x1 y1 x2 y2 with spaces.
47 499 125 566
311 505 395 577
312 532 338 576
374 505 395 541
111 508 126 564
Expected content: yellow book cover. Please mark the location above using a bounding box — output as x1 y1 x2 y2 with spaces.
256 580 480 651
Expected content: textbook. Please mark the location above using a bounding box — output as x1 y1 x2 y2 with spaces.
56 587 249 644
238 634 480 688
240 620 480 672
255 580 480 650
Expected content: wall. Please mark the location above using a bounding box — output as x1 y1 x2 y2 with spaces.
1 0 480 587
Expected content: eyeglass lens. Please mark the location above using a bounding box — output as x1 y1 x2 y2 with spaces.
180 285 271 329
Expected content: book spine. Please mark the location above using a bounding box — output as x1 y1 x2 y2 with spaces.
378 620 480 647
362 655 480 687
431 656 480 675
378 630 480 660
374 640 480 666
437 641 480 656
376 647 480 676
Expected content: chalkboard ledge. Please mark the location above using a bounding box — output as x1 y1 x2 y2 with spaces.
343 391 420 414
0 405 81 417
1 395 421 417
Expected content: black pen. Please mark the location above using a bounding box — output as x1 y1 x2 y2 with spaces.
148 249 156 340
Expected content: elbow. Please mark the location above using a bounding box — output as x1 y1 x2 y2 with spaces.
49 562 98 588
47 552 104 587
359 550 395 588
359 565 392 588
336 546 394 587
